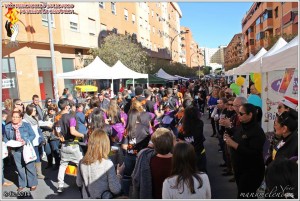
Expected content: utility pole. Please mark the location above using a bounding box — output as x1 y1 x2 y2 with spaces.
47 13 59 103
170 30 189 62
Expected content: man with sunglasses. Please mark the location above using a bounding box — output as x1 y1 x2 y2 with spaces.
32 95 44 121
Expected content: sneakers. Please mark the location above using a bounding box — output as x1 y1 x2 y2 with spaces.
57 187 64 193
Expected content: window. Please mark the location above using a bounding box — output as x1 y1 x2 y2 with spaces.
156 13 159 21
41 14 55 27
99 2 105 9
255 17 261 25
111 2 116 15
145 20 148 30
275 7 278 18
250 39 254 45
256 32 264 40
70 13 78 31
132 14 135 24
88 18 96 35
100 23 107 38
2 57 19 101
248 26 253 33
124 9 128 21
263 10 272 21
152 10 154 17
112 28 118 34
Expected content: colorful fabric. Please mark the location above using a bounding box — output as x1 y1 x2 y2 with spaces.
12 123 23 142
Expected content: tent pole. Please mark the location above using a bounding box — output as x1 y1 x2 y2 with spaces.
111 79 114 98
147 77 149 88
133 78 135 90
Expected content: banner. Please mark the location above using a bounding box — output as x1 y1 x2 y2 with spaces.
261 69 298 133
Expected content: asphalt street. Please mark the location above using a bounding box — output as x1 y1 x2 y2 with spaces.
2 111 237 199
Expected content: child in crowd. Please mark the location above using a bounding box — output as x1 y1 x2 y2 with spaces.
76 103 88 138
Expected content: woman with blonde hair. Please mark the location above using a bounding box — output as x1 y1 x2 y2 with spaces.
3 98 13 124
76 129 122 198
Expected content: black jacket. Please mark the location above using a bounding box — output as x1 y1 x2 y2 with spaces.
275 129 298 160
230 120 266 175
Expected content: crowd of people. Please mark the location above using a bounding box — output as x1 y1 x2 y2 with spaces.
2 77 298 199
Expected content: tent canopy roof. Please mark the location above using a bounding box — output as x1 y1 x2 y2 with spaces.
155 68 178 81
111 60 148 79
56 56 112 79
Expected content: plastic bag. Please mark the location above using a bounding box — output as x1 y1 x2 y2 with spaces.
23 141 37 164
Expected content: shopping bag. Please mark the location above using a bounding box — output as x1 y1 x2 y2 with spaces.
2 142 8 159
23 141 37 164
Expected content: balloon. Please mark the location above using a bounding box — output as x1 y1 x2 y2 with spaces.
235 76 245 86
250 73 254 82
253 73 261 82
254 77 262 93
247 94 262 108
230 83 241 95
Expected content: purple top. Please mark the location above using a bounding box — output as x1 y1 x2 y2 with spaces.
70 117 76 127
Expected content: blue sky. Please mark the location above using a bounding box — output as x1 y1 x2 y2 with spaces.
178 2 253 48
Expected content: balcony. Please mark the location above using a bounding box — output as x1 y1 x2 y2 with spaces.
249 32 254 39
262 18 273 31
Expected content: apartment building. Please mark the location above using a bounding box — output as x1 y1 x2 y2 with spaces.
180 26 202 68
200 46 226 71
2 2 100 102
2 2 183 102
242 2 298 60
224 33 244 71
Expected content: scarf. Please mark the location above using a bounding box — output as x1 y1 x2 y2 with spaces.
12 122 23 142
23 113 38 126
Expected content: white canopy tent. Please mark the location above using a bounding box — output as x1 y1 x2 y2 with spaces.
262 35 298 72
225 69 234 76
235 48 267 74
233 53 254 75
155 68 178 81
110 60 149 89
175 75 189 80
56 56 113 79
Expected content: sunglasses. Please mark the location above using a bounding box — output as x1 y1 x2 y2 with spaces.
16 103 23 106
48 100 52 103
239 112 246 116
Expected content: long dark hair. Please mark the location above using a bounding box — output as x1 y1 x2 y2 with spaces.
125 109 140 139
170 142 203 194
182 106 203 136
25 104 38 122
90 109 106 131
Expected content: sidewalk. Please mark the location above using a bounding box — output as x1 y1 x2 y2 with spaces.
202 112 238 199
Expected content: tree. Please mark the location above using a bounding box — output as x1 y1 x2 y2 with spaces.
264 33 297 50
88 34 151 73
202 66 212 75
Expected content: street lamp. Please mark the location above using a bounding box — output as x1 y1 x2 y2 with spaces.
170 30 189 62
190 51 199 67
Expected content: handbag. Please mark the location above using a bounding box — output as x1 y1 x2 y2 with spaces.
23 140 37 164
2 141 8 159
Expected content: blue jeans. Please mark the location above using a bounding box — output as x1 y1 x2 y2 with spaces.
12 149 38 188
122 154 137 196
34 146 43 163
